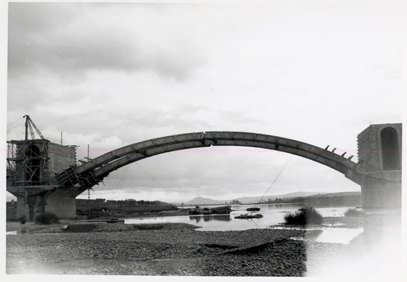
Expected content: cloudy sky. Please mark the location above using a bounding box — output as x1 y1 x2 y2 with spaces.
4 1 404 203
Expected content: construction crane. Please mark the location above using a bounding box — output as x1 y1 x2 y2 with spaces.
23 115 45 140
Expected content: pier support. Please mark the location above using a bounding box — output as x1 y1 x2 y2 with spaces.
8 186 83 220
360 172 401 209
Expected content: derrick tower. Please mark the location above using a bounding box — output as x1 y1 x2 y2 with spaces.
7 116 78 219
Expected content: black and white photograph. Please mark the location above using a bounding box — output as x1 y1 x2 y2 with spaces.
3 0 405 278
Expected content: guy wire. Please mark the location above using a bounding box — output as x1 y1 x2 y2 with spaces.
260 157 290 202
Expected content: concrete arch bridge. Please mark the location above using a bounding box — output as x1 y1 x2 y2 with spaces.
7 125 402 219
56 131 362 190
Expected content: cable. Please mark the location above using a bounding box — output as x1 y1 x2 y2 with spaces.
260 157 290 202
116 166 128 190
135 162 170 192
249 218 260 227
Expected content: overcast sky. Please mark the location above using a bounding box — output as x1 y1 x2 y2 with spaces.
4 1 405 203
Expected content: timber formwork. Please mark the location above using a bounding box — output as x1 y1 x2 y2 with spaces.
7 139 79 219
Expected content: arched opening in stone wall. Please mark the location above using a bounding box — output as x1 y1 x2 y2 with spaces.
25 144 41 185
380 127 401 170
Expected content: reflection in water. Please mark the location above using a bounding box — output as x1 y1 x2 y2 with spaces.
124 205 402 276
306 211 402 277
304 230 323 241
125 204 356 232
274 227 365 244
313 228 364 244
189 215 201 223
189 214 231 223
353 211 401 251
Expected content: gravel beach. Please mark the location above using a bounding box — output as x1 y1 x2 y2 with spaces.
6 212 403 277
7 221 308 276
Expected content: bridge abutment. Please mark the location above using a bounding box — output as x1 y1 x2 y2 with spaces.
360 173 401 209
8 186 81 220
42 190 79 219
357 123 402 209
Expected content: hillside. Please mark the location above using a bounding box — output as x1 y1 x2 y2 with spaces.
184 197 225 206
233 192 324 204
184 192 327 205
183 191 361 206
278 191 361 206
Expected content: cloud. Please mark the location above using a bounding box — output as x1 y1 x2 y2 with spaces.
6 3 403 203
8 3 207 81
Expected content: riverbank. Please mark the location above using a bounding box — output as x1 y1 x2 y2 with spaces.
7 221 308 276
6 211 402 277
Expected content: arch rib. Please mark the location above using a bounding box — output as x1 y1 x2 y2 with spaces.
55 131 359 188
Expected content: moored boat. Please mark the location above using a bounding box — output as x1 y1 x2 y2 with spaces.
246 207 261 212
235 213 263 219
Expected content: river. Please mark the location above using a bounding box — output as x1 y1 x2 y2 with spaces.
124 203 364 244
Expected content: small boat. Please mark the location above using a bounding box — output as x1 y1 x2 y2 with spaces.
235 213 263 219
246 207 261 212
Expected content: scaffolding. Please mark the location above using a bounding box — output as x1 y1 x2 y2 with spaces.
7 140 50 186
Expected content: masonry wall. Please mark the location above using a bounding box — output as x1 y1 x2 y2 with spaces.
15 194 46 220
15 196 27 219
361 175 401 209
357 123 402 209
357 126 380 171
48 143 76 174
357 123 402 172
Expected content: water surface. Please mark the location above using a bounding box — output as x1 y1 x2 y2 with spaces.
124 204 356 236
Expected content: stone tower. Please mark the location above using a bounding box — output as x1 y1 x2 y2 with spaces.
356 123 402 209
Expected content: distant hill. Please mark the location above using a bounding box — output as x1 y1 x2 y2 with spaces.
280 191 361 206
303 191 360 198
184 192 327 205
183 191 361 206
274 191 328 198
185 196 225 205
232 192 325 204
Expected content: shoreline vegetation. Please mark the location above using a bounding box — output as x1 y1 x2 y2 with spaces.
283 206 323 225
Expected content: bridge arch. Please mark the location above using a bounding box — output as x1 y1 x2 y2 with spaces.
56 131 361 189
380 127 401 170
